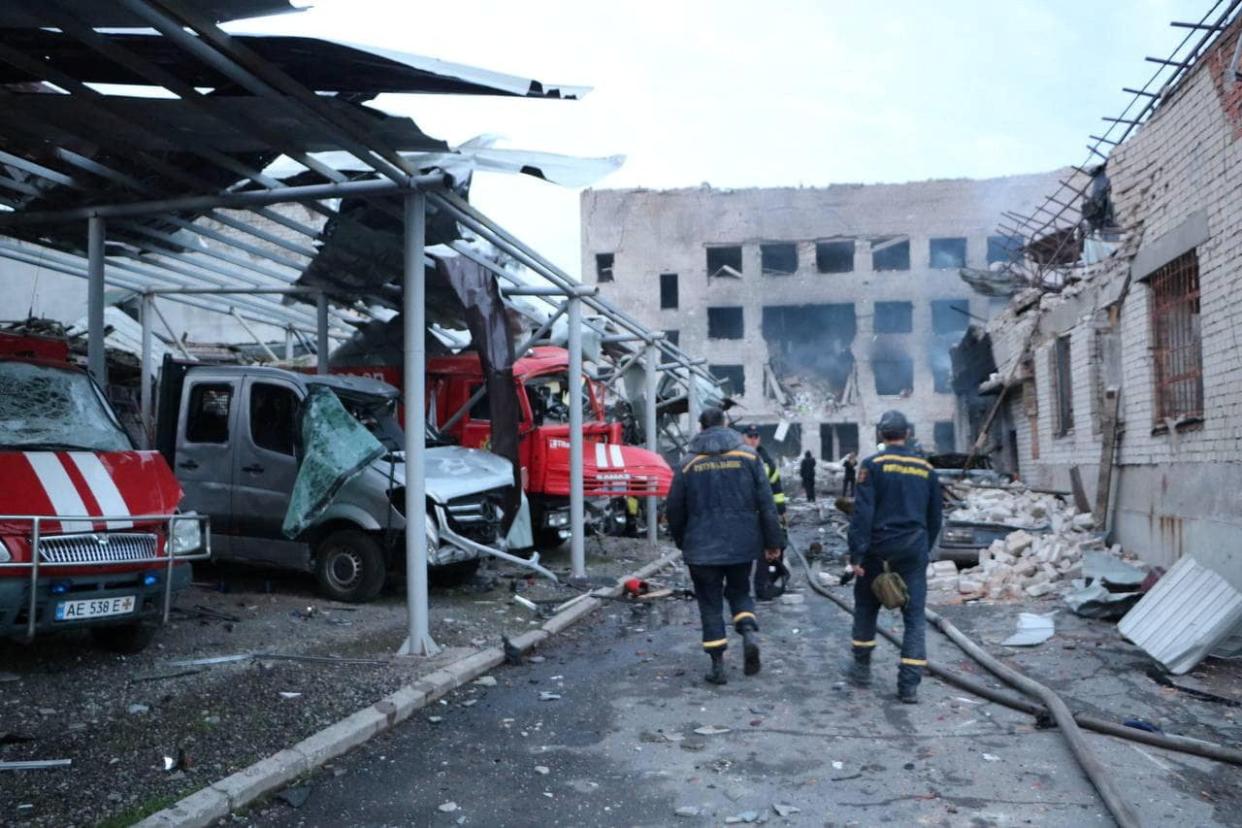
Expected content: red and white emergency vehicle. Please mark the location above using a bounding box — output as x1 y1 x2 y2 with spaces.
0 332 208 652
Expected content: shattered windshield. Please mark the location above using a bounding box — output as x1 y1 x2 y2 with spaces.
0 361 130 452
526 373 592 425
329 392 451 451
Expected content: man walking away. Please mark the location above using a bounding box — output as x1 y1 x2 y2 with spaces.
742 425 787 601
799 450 817 501
845 410 942 703
842 452 858 497
667 407 783 685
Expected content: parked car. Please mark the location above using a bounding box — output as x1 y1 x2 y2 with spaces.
938 520 1048 565
0 335 207 652
157 362 522 602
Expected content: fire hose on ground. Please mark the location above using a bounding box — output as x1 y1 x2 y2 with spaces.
787 538 1242 828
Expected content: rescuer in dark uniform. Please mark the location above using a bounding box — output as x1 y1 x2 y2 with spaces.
667 407 783 685
845 410 943 703
742 425 787 601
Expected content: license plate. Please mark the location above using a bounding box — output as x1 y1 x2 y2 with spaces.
54 596 136 622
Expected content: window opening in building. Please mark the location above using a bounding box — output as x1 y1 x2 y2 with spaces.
665 329 679 347
249 383 297 455
707 306 744 340
660 272 679 309
706 245 743 278
595 252 614 283
819 422 860 460
760 243 798 275
761 304 857 399
987 235 1023 265
1051 336 1074 436
931 352 952 393
709 364 745 397
1149 250 1203 424
871 236 910 271
873 354 914 396
930 298 971 334
873 301 913 334
929 237 967 269
933 421 956 454
816 239 854 273
755 423 802 459
186 383 232 443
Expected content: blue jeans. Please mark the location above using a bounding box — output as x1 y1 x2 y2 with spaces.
851 551 928 692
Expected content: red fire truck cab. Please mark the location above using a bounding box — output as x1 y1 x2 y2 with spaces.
424 347 673 548
0 333 209 652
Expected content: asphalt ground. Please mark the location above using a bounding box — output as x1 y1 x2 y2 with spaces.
240 545 1242 827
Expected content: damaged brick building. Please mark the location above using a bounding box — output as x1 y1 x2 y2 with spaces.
580 173 1060 458
962 13 1242 580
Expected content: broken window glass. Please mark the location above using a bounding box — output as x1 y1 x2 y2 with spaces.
760 243 798 275
660 273 679 309
282 387 384 539
987 235 1023 265
816 240 854 273
595 252 615 283
873 301 913 334
186 383 233 444
525 374 591 426
707 306 744 340
706 245 743 278
249 382 297 456
873 355 914 396
934 421 956 453
871 236 910 271
0 361 130 451
709 364 745 397
929 237 967 269
930 299 971 334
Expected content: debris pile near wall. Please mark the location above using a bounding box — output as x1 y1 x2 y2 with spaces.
937 483 1145 602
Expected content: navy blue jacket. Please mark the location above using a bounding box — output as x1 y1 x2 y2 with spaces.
666 427 783 566
847 444 943 565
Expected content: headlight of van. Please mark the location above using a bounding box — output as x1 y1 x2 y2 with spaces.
169 514 204 555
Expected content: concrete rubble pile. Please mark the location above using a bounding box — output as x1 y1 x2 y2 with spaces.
932 483 1142 602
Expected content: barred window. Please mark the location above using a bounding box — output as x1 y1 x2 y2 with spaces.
1149 250 1203 423
1050 336 1073 436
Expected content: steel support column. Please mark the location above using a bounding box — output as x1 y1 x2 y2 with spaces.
399 190 436 657
87 216 106 386
687 364 702 438
568 294 586 579
645 340 660 547
316 292 329 375
140 292 154 444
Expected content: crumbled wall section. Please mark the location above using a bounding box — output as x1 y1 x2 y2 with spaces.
986 16 1242 577
581 173 1063 457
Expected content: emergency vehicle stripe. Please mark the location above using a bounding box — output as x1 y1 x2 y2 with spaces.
595 442 608 468
608 443 624 468
68 452 133 530
24 452 92 533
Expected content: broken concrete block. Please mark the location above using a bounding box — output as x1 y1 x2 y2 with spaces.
1072 513 1097 531
1014 560 1038 578
927 560 957 578
958 575 985 594
1005 530 1035 556
993 551 1017 566
1025 582 1054 598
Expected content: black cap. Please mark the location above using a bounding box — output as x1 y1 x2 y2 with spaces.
878 409 910 439
742 424 760 437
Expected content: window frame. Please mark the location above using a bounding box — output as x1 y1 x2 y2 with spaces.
707 306 745 340
659 272 679 309
185 382 233 445
1149 250 1204 426
595 252 615 283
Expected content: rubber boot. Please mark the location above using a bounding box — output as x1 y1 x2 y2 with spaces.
844 655 872 687
742 630 761 676
898 686 918 704
897 664 921 703
705 651 727 685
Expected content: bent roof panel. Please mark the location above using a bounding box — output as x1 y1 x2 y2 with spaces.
0 0 299 27
0 30 590 98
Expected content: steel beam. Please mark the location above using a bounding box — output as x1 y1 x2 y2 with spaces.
87 217 106 385
140 292 154 443
399 190 436 657
316 292 330 375
568 294 586 579
645 340 659 547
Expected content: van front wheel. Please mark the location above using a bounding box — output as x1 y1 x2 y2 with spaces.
314 530 386 603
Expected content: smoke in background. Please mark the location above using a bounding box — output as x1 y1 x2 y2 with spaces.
761 304 857 395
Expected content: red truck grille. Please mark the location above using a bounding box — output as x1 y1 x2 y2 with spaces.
38 533 158 564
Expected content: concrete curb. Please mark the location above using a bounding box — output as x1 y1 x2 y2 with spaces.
134 550 682 828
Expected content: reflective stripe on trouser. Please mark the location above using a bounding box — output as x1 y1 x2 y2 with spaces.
688 562 758 650
850 550 928 691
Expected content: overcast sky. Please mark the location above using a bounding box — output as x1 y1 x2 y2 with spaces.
234 0 1210 277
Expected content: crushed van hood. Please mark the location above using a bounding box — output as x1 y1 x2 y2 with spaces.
381 446 514 502
0 450 182 535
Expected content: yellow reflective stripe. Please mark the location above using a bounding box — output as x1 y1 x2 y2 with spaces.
852 640 877 648
872 454 932 469
702 638 728 649
900 658 928 666
773 493 787 503
733 611 756 623
722 450 757 460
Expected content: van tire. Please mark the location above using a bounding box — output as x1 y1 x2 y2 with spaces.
534 528 566 551
429 559 481 587
314 530 386 603
91 622 156 654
